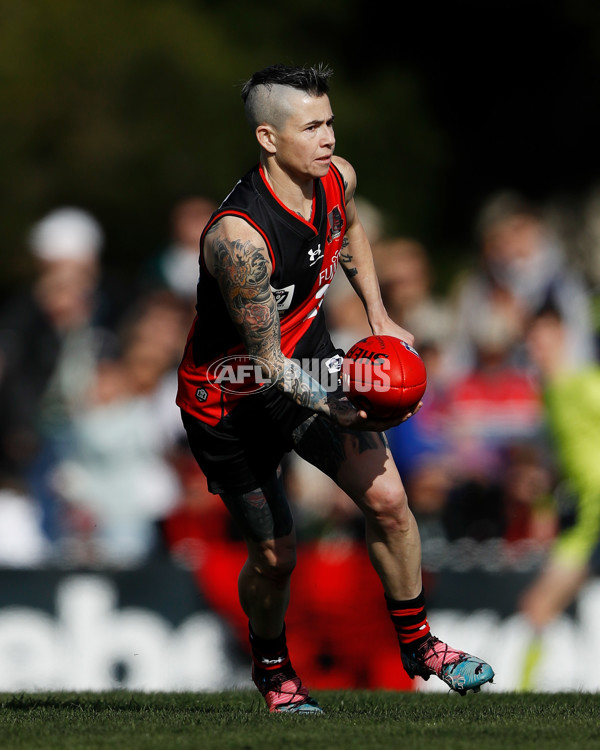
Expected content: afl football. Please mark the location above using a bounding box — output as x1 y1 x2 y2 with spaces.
342 334 427 419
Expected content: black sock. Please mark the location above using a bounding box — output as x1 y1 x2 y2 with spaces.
249 623 291 671
385 589 431 653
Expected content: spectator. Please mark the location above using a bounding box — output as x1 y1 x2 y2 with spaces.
142 196 217 314
372 237 453 356
441 443 557 547
0 207 119 544
438 300 546 540
445 302 543 474
117 289 190 445
447 190 596 379
500 443 557 548
51 291 188 565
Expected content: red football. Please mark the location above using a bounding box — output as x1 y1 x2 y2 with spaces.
342 334 427 418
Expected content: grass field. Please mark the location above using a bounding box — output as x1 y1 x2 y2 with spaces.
0 690 598 749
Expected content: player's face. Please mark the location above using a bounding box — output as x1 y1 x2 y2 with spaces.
273 92 336 180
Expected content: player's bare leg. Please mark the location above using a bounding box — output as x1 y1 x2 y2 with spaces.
295 421 423 597
294 417 495 695
220 477 322 713
338 442 423 601
238 534 295 639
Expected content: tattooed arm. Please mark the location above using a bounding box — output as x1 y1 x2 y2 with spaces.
203 215 369 428
332 155 414 345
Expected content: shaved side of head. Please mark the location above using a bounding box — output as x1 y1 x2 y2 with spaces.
244 84 303 131
241 63 333 131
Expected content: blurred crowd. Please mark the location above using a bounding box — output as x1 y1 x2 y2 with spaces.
1 188 600 632
0 197 214 566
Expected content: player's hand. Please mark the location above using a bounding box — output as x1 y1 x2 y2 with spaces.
371 314 415 347
357 400 423 431
328 396 423 431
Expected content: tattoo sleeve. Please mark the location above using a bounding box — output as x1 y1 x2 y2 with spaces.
209 226 352 419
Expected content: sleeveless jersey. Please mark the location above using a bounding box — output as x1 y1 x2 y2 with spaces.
176 162 347 426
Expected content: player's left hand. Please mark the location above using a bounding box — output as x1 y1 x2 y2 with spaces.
349 401 423 432
370 314 415 347
328 395 422 431
357 400 424 431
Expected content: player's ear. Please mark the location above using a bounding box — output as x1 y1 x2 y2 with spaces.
256 124 277 154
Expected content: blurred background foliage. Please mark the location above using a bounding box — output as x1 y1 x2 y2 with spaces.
1 0 600 292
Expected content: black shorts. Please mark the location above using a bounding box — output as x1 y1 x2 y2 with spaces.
181 350 344 495
181 385 315 495
181 349 344 494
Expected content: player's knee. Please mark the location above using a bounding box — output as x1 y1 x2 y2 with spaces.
365 483 412 535
253 540 297 583
260 553 296 583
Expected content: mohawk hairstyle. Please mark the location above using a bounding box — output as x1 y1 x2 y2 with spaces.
241 63 333 103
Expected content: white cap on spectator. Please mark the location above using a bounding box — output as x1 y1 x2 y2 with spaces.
28 207 103 261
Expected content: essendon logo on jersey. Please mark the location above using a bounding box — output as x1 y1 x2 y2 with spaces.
328 205 343 240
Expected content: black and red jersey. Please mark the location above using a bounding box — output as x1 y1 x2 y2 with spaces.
176 161 347 425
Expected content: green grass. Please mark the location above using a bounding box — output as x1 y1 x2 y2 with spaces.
0 690 598 750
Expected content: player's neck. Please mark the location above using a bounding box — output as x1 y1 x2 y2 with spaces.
260 158 314 220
